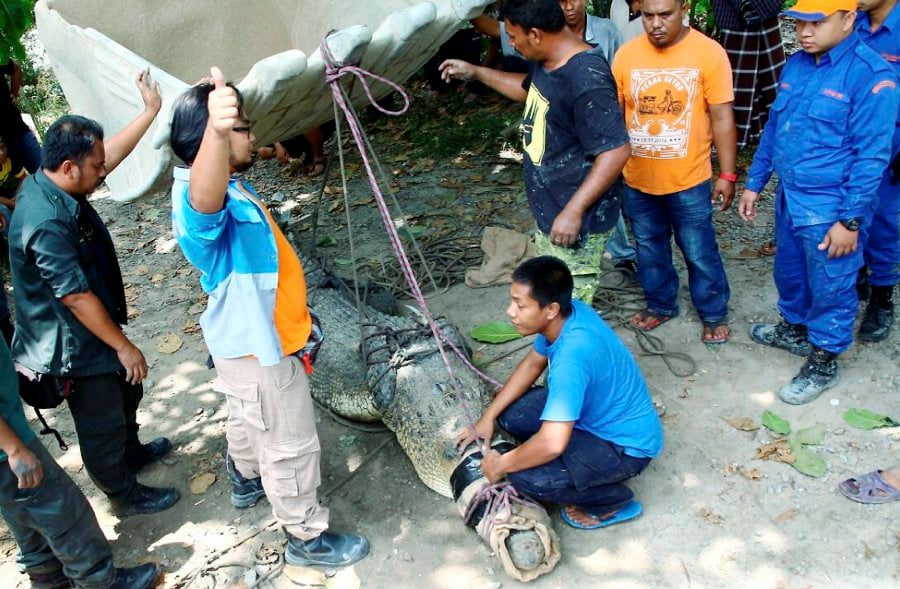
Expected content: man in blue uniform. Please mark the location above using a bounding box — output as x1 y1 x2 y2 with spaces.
739 0 899 404
856 0 900 342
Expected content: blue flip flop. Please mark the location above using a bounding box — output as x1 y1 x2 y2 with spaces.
559 499 643 530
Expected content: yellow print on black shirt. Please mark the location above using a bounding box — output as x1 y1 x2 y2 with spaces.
628 68 698 159
522 83 549 166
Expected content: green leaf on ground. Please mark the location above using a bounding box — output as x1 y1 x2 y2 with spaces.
762 410 791 435
333 258 353 266
843 408 899 430
316 236 337 247
793 424 826 446
399 225 429 240
469 321 523 344
788 439 827 477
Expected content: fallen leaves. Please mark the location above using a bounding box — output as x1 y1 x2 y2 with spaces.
762 410 790 435
724 417 759 431
157 334 183 354
756 439 796 464
843 408 899 430
189 473 216 494
774 508 796 523
699 506 724 525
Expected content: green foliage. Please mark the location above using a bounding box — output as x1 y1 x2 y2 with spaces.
843 408 899 430
0 0 36 63
788 439 827 477
793 424 825 446
469 321 524 344
762 410 790 435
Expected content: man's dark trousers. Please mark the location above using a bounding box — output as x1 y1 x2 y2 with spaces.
0 438 116 587
497 387 650 513
67 371 143 500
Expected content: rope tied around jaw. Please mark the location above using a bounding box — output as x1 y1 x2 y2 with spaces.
319 32 502 448
464 480 543 545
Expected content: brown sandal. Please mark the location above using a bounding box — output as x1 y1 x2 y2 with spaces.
702 322 730 344
630 310 674 332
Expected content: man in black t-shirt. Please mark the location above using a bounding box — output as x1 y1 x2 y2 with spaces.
441 0 630 301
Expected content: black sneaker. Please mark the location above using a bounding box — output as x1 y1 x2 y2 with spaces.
285 531 369 567
27 569 72 589
750 321 812 356
778 347 840 405
225 453 266 508
125 437 172 473
109 563 160 589
614 259 638 283
113 483 179 517
858 285 894 343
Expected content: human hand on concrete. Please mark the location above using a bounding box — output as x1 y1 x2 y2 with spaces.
818 222 858 259
136 68 161 113
738 189 759 221
439 59 476 83
8 446 43 489
207 66 241 137
117 341 149 385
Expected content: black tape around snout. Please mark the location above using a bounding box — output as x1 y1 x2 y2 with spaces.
450 441 515 529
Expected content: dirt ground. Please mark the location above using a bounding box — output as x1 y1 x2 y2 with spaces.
1 82 898 589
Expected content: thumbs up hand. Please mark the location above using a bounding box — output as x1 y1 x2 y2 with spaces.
207 66 241 136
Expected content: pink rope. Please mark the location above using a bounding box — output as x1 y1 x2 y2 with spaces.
464 481 543 545
319 33 503 443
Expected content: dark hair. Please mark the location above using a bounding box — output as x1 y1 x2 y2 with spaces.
512 255 574 317
170 81 243 164
42 115 104 171
500 0 566 33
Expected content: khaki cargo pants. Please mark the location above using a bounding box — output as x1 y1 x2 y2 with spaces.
213 354 329 540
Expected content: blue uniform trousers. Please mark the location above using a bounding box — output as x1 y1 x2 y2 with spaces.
774 188 862 353
860 174 900 287
497 387 651 513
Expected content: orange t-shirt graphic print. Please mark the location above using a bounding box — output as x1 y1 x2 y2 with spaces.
628 68 699 160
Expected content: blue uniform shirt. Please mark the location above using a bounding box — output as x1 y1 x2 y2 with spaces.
746 32 899 225
857 4 900 159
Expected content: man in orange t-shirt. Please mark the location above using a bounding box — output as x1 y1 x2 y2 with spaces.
612 0 737 344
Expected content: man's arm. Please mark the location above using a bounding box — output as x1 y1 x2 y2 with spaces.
61 291 147 384
456 349 547 451
188 67 241 214
708 101 737 211
438 59 528 102
8 59 21 101
0 416 42 489
551 144 631 246
481 420 574 483
103 69 161 174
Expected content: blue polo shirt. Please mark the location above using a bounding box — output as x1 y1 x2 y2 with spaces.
534 300 663 458
745 32 899 225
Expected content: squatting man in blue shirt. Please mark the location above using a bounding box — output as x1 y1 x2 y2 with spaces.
739 0 899 404
456 256 663 529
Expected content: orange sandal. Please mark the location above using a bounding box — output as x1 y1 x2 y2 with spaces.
702 322 730 344
630 310 674 332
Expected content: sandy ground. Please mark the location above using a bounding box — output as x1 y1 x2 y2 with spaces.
1 84 898 589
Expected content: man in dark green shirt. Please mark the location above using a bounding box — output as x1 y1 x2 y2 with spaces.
0 340 159 588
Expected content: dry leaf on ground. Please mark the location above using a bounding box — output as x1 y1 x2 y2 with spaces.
283 565 327 586
157 334 183 354
182 321 202 335
724 417 759 431
739 467 763 480
189 473 216 494
699 507 724 525
775 508 796 523
756 439 796 464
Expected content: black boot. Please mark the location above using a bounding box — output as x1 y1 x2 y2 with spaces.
225 453 266 508
27 569 72 589
285 530 369 567
125 437 172 473
778 347 840 405
109 563 160 589
856 266 871 301
858 285 894 343
113 483 180 517
750 321 812 356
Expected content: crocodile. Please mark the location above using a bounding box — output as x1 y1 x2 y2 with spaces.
298 251 560 581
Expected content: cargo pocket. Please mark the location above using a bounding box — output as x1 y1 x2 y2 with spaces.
216 378 266 431
263 434 321 498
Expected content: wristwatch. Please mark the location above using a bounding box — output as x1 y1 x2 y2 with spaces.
839 217 862 231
